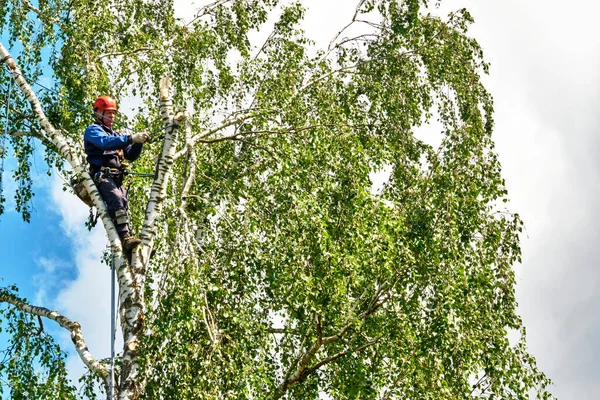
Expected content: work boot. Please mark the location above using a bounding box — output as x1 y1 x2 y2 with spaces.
121 234 142 251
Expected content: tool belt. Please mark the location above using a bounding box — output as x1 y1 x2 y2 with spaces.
91 165 154 180
91 166 126 180
100 166 125 178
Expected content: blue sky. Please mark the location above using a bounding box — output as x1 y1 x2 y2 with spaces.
3 0 600 398
0 152 111 388
0 177 75 300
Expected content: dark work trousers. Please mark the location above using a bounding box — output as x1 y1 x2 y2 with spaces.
92 171 130 237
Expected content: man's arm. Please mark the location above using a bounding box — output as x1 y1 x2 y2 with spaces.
124 143 143 161
84 124 131 150
123 132 149 161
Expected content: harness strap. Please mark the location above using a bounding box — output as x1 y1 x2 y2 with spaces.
100 166 124 178
91 165 154 179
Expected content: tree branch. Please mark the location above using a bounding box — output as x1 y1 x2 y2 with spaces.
119 76 186 400
22 0 42 16
320 281 394 346
0 290 110 384
139 76 187 251
272 315 317 399
5 130 39 138
96 47 156 61
273 279 400 398
183 0 231 28
174 119 201 261
0 375 15 390
325 0 367 55
173 112 260 159
175 121 349 162
0 41 125 255
291 336 383 386
299 61 367 93
273 316 323 399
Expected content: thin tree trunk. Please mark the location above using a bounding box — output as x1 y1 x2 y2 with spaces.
117 77 185 400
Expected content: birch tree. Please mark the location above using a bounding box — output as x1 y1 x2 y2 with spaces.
0 0 554 399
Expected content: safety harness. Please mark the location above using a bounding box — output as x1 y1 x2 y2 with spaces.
96 166 155 179
72 166 154 208
98 166 124 179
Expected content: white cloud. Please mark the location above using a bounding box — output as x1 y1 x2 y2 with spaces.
462 1 600 398
33 256 69 305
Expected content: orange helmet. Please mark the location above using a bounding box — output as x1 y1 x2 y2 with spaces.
93 96 118 113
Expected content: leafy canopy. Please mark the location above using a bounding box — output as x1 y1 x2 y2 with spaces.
0 0 553 399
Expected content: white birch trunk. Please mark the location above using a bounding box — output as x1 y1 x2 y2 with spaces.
117 76 185 400
0 43 185 400
0 42 124 254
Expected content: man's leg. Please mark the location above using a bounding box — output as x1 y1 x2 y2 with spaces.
94 173 141 250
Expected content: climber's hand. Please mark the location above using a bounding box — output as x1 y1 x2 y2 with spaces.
131 132 150 144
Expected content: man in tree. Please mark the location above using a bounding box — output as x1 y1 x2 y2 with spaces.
84 95 149 250
0 1 556 398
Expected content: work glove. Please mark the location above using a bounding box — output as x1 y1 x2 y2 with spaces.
131 132 150 144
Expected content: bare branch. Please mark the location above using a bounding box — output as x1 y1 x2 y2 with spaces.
3 130 57 151
251 30 276 62
0 376 15 390
22 0 42 16
36 315 44 334
96 47 156 61
178 121 346 160
300 61 367 93
5 130 38 138
469 373 491 396
183 113 259 150
273 315 318 399
334 33 379 48
0 290 110 384
326 0 367 54
231 137 278 160
293 336 383 385
183 0 231 28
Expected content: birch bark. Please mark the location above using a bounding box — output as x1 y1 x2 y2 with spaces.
117 76 185 400
1 43 184 400
0 289 110 389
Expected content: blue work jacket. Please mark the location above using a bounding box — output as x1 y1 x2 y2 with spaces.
84 123 143 169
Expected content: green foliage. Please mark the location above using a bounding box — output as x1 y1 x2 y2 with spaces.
1 0 554 399
0 287 76 399
78 366 107 400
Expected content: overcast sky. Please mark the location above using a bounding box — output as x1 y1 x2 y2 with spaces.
464 1 600 398
2 0 600 398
